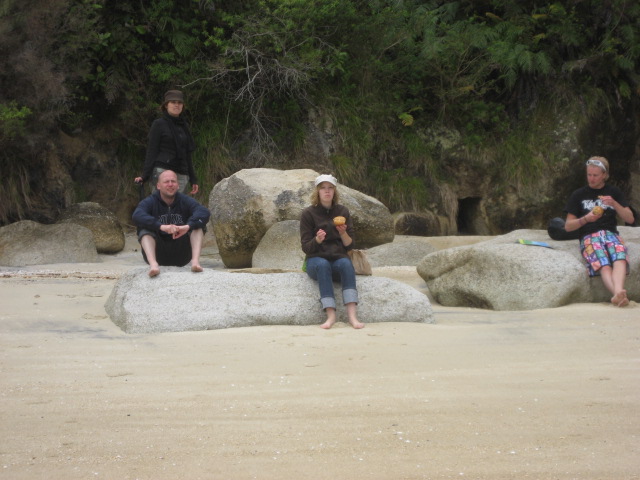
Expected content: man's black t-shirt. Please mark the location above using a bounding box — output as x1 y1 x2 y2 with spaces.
564 184 629 236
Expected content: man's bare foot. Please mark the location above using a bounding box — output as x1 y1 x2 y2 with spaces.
191 264 203 273
348 318 365 329
616 291 629 307
148 265 160 277
611 290 627 306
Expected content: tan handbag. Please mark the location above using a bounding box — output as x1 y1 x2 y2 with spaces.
348 249 372 275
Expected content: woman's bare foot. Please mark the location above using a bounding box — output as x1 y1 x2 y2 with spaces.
148 265 160 277
345 303 363 329
191 264 203 273
348 317 365 329
320 309 337 329
320 319 336 329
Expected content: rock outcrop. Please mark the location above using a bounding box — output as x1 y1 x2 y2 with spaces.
252 220 305 271
105 269 434 333
57 202 125 254
208 168 394 268
417 228 640 310
393 211 455 236
367 236 438 267
0 220 99 267
253 224 441 270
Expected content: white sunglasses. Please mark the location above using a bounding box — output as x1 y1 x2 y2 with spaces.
586 159 607 172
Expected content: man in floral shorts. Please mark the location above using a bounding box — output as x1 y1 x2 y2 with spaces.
564 156 635 307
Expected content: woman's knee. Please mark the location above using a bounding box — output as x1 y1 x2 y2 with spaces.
334 257 355 273
308 257 330 269
306 257 331 278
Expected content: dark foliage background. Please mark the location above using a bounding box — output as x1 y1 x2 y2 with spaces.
1 0 638 226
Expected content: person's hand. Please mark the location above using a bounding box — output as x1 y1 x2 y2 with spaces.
160 224 189 239
316 229 327 244
134 177 143 184
585 210 601 223
336 224 347 235
160 224 178 236
172 225 189 239
599 195 614 207
190 184 199 195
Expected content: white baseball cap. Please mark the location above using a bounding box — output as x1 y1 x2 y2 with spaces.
314 174 338 187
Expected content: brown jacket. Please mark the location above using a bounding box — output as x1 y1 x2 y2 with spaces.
300 204 354 261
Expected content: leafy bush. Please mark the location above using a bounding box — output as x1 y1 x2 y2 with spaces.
0 0 638 223
0 103 32 143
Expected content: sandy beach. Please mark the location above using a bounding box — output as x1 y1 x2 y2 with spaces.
1 236 638 480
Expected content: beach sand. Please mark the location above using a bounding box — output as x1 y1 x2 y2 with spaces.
1 236 638 480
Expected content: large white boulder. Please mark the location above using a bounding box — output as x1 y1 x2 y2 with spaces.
208 168 394 268
105 269 434 333
252 220 304 271
252 223 438 270
57 202 125 254
366 236 438 267
0 220 98 267
417 228 640 310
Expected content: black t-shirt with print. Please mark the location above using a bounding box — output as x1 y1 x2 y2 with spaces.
564 184 629 236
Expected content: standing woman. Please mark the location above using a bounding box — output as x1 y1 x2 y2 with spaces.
300 174 364 329
564 156 635 307
134 90 199 195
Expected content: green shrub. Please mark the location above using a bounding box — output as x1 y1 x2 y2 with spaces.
0 103 32 143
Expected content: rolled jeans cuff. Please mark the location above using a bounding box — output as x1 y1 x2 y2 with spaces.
320 297 337 310
342 288 358 305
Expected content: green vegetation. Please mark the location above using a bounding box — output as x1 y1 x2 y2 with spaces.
0 103 32 141
1 0 639 223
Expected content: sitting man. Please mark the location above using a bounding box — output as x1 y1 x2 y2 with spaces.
132 169 210 277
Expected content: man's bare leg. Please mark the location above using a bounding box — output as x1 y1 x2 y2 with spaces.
606 261 629 307
612 261 629 306
346 302 364 329
189 229 204 272
140 235 160 277
320 307 337 329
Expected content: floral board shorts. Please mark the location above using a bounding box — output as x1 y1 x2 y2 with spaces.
580 230 629 277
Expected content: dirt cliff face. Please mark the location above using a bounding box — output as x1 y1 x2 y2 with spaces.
427 110 639 235
11 108 640 235
29 129 141 229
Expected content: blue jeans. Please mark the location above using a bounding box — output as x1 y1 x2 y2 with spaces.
305 256 358 310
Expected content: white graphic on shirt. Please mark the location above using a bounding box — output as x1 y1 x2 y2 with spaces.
159 213 184 225
581 199 611 212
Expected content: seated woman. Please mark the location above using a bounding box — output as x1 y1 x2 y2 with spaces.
300 174 364 329
564 156 635 307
